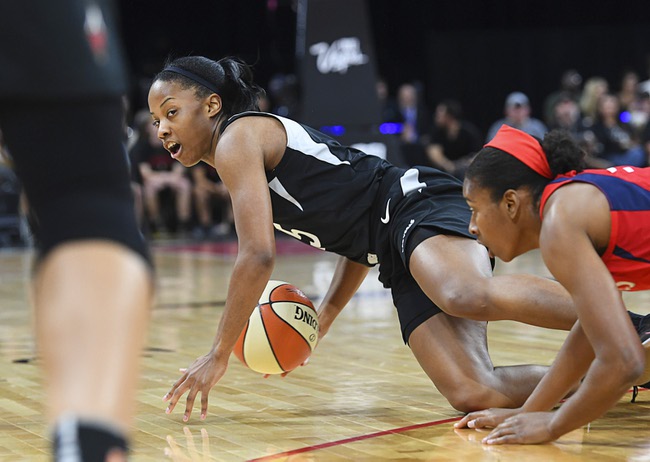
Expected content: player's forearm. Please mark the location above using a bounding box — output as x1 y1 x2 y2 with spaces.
211 251 274 357
523 322 594 412
549 358 634 439
318 257 370 330
545 312 645 437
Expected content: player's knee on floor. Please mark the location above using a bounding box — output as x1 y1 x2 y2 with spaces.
441 383 508 414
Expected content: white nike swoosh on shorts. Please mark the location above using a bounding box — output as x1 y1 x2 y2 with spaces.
381 198 391 224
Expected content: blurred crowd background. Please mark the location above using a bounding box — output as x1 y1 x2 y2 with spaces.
2 0 650 245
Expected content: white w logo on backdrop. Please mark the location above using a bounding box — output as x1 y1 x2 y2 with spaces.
309 37 368 74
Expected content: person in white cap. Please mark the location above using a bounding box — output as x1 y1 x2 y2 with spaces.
486 91 547 141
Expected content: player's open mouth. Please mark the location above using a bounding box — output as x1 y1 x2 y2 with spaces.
166 141 182 157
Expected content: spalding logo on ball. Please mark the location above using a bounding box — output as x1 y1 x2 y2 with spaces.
233 280 319 375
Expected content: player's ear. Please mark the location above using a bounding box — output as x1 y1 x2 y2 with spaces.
207 94 222 118
502 189 520 219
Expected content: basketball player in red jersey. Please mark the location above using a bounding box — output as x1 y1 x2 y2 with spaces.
457 125 650 444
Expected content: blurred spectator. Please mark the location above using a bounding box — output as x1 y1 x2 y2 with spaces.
639 54 650 95
588 93 645 167
396 82 430 166
129 109 192 236
547 93 606 168
376 77 402 123
617 69 640 112
641 105 650 167
0 131 31 247
0 128 9 161
0 132 22 246
486 91 547 141
543 69 583 126
628 90 650 136
397 82 429 143
191 164 234 240
121 97 145 230
548 93 585 132
579 76 609 125
425 99 482 179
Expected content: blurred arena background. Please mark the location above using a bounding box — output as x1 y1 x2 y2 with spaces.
118 0 650 133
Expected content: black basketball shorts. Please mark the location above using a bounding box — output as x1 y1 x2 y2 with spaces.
374 167 479 344
0 98 150 266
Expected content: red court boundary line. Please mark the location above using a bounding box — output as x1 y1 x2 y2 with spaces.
247 416 462 461
247 387 649 461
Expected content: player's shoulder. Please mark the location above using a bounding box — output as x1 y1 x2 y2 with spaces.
542 181 610 245
220 113 284 146
216 113 287 168
545 181 606 218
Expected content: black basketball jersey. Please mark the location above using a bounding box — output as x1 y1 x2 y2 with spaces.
222 112 395 266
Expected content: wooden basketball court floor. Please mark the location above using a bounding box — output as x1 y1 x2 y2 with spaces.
1 236 649 461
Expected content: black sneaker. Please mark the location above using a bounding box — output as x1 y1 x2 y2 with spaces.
630 313 650 402
635 314 650 386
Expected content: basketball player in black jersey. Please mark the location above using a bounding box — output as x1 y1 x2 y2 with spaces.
1 1 153 460
148 56 584 422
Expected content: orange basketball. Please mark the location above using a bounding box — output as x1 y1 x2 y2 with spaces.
233 280 319 374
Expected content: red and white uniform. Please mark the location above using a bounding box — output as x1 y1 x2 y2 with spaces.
540 166 650 292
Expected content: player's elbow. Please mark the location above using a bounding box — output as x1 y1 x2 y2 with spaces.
238 245 275 273
248 250 275 270
251 250 275 271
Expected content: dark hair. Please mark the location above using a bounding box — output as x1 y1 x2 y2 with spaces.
465 129 586 204
439 99 462 119
153 56 266 120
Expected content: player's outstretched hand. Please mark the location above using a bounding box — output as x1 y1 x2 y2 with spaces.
454 407 522 430
163 352 228 422
480 411 556 445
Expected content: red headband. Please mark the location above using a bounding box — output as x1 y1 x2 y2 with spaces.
485 125 552 179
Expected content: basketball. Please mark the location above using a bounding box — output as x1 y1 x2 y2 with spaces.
233 280 319 375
